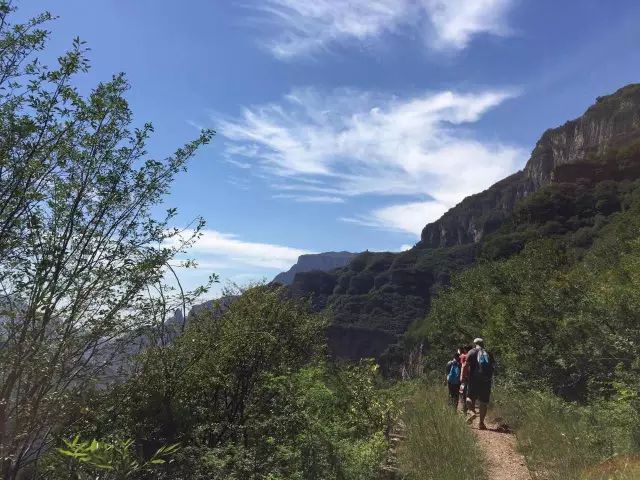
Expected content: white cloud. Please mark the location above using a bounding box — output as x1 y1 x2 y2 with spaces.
273 193 345 203
342 201 449 236
424 0 514 51
176 229 313 270
221 87 526 236
256 0 515 59
349 201 450 236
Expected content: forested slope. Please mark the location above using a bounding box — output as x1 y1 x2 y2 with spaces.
288 84 640 362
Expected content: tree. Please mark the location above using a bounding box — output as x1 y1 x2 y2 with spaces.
76 285 394 479
0 4 214 477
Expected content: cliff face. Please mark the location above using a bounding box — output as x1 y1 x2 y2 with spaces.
288 84 640 361
419 172 533 249
420 84 640 249
273 251 358 285
526 84 640 187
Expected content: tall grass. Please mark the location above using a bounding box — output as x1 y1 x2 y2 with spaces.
492 387 640 480
397 385 486 480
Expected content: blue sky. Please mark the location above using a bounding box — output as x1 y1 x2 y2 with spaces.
20 0 640 295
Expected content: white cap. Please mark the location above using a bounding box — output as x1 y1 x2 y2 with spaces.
473 337 484 344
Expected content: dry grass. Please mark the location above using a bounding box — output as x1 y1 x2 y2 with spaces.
492 387 640 480
582 455 640 480
397 384 486 480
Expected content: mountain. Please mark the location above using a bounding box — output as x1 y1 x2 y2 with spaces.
273 251 358 285
420 84 640 249
287 84 640 361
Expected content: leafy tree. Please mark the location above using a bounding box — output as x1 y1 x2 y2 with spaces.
415 195 640 402
73 286 396 479
0 4 213 477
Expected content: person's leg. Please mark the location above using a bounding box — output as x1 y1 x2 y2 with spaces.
461 383 468 413
466 380 477 413
478 402 488 429
478 383 491 429
448 383 459 408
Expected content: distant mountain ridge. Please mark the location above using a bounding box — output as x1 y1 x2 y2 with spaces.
285 83 640 362
273 251 358 285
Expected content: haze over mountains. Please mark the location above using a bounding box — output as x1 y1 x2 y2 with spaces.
284 84 640 361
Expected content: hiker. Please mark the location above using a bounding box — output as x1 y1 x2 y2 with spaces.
445 352 462 409
466 338 495 430
458 345 471 413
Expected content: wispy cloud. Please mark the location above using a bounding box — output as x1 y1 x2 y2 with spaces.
220 87 526 235
175 229 312 270
255 0 515 59
342 201 450 236
273 193 345 203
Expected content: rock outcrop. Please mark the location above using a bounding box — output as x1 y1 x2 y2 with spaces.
273 251 358 285
419 84 640 249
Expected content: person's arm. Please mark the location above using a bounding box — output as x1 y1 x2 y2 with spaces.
445 361 451 384
461 357 469 382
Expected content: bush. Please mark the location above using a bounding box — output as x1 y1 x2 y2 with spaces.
60 286 398 479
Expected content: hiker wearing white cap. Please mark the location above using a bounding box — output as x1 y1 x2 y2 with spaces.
465 337 495 430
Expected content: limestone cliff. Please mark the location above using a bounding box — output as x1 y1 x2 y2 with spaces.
419 84 640 249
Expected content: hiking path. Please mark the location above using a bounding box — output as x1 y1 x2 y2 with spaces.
468 415 532 480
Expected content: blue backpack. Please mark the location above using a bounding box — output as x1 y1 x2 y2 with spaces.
477 349 492 376
447 362 461 384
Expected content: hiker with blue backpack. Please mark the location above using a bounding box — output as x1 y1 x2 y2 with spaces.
465 337 495 430
445 352 462 408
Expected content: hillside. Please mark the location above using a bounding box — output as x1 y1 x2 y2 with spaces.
288 84 640 361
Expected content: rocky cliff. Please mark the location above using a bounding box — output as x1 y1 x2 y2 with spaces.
273 251 358 285
288 84 640 361
419 84 640 249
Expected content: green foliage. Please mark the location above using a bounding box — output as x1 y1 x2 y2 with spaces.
493 387 640 480
43 437 178 479
398 384 486 480
68 286 397 479
414 192 640 401
409 177 640 479
0 3 213 477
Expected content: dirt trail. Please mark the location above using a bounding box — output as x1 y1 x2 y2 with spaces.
468 416 532 480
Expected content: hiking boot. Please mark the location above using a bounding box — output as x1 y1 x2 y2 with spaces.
478 423 488 430
466 413 477 424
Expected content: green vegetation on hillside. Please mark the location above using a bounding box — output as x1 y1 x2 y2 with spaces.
408 181 640 476
43 287 398 479
2 2 640 479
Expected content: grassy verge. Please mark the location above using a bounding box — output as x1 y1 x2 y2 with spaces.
397 384 486 480
492 387 640 480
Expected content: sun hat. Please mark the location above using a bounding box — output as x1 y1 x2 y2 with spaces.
473 337 484 344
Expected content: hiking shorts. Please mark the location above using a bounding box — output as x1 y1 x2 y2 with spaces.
467 377 491 404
